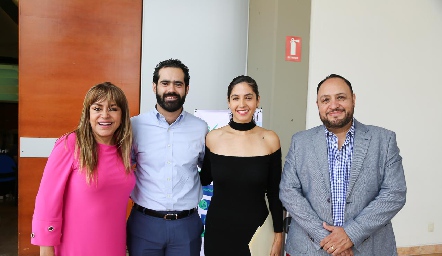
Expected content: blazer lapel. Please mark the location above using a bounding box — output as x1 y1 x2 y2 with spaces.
347 119 371 198
312 126 331 193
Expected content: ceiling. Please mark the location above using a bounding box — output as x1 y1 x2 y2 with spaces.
0 0 18 102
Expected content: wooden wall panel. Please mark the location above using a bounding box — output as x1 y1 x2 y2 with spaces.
17 159 47 254
18 1 142 255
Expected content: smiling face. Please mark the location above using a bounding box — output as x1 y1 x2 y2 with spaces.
317 77 355 132
153 67 189 114
89 99 122 145
228 82 260 123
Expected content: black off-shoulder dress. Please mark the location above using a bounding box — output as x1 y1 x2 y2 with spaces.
200 147 283 256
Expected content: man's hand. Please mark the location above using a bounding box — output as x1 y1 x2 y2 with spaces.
319 222 353 256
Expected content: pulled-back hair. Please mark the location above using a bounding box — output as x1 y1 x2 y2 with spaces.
227 75 260 101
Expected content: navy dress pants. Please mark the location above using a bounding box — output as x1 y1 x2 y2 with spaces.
127 207 203 256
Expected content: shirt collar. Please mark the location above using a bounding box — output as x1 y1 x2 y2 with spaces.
153 105 185 124
324 118 355 138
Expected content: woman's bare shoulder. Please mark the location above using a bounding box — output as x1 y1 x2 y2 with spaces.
206 125 229 148
258 128 280 152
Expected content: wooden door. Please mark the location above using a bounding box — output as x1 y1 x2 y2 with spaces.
18 1 142 254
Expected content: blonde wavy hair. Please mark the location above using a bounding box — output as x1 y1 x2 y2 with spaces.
73 82 133 183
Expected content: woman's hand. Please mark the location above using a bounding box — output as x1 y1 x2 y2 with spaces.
40 246 55 256
270 232 283 256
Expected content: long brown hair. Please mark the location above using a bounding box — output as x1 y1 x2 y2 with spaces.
74 82 132 183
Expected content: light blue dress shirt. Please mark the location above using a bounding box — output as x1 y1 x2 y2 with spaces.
130 108 208 211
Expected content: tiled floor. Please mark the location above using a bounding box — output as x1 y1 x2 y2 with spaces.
0 196 18 256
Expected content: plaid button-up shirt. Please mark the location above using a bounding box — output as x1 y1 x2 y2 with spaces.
325 121 355 226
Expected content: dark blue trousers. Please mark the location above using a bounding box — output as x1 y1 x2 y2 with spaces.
127 207 203 256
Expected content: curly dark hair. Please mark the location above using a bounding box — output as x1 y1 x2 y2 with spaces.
152 59 190 86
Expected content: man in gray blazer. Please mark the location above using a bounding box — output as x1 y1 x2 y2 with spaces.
280 74 406 256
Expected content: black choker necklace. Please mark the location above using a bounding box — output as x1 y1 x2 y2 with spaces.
229 119 256 131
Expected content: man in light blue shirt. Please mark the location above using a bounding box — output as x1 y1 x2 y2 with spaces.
127 59 208 256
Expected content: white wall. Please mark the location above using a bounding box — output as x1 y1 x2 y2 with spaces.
308 0 442 247
140 0 249 114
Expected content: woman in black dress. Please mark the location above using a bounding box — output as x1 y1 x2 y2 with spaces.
200 75 283 256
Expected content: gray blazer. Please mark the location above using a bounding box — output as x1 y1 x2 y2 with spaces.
279 119 406 256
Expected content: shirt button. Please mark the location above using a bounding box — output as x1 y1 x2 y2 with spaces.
31 233 35 238
167 144 171 147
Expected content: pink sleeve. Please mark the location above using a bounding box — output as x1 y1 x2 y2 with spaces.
31 134 76 246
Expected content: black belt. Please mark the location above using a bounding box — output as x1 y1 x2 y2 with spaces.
133 203 197 220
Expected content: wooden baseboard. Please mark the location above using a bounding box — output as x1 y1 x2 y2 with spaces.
398 244 442 255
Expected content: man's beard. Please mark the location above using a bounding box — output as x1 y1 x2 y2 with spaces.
156 92 186 112
320 107 354 129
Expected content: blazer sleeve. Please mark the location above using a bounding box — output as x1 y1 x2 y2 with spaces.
267 148 283 232
279 134 330 249
343 131 407 249
31 135 75 246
